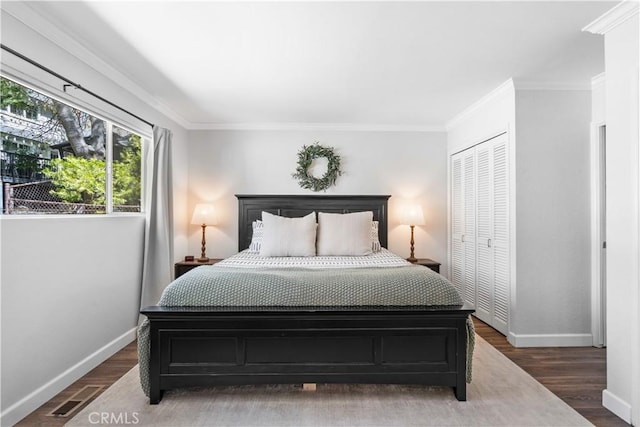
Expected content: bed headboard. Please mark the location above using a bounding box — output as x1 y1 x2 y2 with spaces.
236 194 390 252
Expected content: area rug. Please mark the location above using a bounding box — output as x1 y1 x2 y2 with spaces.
66 336 592 426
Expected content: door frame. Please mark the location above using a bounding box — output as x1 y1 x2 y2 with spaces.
590 121 606 348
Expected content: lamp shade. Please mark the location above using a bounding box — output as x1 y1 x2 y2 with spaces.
400 205 425 226
191 203 218 226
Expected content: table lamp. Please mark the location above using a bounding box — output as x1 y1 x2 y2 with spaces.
400 204 425 263
191 203 218 262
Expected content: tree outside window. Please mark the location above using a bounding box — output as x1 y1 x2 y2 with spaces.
0 77 143 214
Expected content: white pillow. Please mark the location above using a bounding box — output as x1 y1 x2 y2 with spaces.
250 218 381 254
259 211 317 257
317 211 373 256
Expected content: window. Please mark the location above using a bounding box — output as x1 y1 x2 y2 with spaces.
0 77 143 214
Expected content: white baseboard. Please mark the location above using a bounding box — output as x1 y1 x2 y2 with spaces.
602 389 632 424
507 332 593 347
0 328 136 427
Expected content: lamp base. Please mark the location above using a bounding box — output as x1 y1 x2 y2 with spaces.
407 225 418 264
197 224 209 263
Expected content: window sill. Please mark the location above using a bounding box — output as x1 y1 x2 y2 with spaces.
0 212 145 220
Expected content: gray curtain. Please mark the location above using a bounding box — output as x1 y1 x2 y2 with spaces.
139 126 174 313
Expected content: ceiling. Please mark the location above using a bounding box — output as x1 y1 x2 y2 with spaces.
19 1 615 130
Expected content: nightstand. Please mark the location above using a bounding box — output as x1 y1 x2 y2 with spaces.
174 259 222 279
412 258 440 273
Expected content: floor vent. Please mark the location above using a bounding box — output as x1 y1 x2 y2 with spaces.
46 385 103 417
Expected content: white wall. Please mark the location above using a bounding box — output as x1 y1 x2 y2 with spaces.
598 9 639 425
447 80 516 155
187 129 449 272
0 5 189 425
513 89 592 340
1 216 144 424
591 74 606 125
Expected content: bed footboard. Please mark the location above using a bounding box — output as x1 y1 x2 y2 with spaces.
141 306 474 404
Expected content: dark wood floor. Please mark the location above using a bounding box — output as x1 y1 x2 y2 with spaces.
472 319 629 427
17 318 629 427
16 341 139 427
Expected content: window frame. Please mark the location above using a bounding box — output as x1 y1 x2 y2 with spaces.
0 72 150 217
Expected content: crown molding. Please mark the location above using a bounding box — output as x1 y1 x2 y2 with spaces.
445 79 515 131
591 72 606 87
2 2 191 129
514 81 592 91
187 122 446 132
445 77 597 131
583 0 639 35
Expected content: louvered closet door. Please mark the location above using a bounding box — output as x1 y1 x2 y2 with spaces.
475 144 494 325
474 134 510 334
462 152 477 307
450 150 477 307
451 154 465 297
491 135 509 334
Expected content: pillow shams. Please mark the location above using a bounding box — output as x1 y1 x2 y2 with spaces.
371 220 381 252
249 220 265 253
249 218 382 254
259 211 317 257
317 211 373 256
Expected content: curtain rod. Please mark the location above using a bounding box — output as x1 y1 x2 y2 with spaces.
1 43 154 128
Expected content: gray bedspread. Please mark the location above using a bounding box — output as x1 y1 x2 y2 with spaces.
138 265 473 396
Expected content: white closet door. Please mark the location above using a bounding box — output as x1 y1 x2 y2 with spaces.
491 136 509 334
475 144 494 325
451 149 477 307
475 134 510 334
450 154 465 297
462 151 476 307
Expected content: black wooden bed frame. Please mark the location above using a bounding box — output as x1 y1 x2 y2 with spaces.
141 194 474 404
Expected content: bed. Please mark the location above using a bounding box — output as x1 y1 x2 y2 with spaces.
139 194 474 404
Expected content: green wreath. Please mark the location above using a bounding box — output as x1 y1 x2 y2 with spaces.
292 142 342 192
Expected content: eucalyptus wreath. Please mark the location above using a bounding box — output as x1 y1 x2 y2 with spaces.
292 142 342 192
